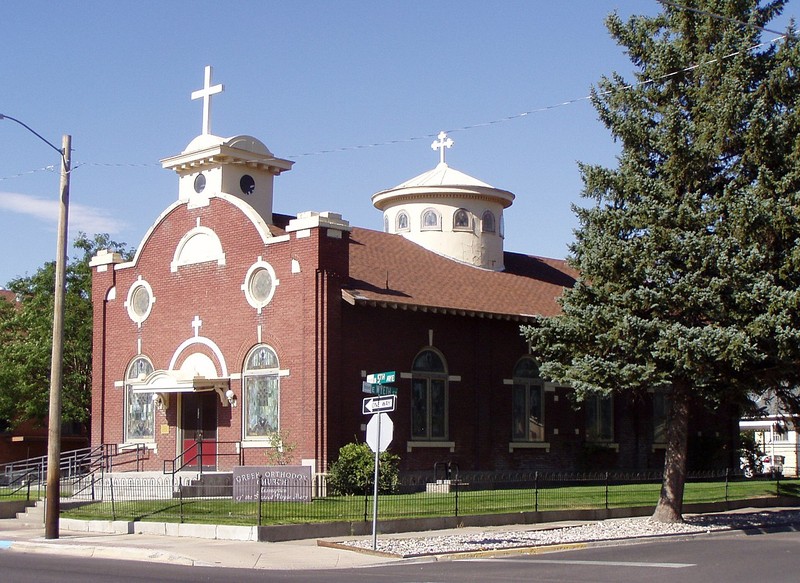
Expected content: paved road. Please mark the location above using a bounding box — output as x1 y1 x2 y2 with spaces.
2 527 799 582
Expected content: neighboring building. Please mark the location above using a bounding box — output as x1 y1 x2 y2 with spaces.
740 392 799 478
89 68 736 477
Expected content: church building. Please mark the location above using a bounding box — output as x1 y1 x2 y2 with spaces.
90 67 734 478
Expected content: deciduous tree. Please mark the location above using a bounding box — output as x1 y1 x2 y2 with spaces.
0 233 132 431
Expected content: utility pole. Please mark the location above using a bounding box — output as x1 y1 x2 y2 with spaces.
45 134 71 539
0 115 71 539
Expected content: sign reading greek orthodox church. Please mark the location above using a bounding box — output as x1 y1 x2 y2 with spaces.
233 465 312 502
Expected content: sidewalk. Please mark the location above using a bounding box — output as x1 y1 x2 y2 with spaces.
0 516 398 570
1 507 798 571
0 514 597 570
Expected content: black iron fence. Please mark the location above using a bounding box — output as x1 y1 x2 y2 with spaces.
56 469 797 526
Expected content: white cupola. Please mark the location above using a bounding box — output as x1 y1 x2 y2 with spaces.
372 131 514 271
160 66 293 224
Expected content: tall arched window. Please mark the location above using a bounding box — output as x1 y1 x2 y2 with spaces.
421 208 441 231
481 210 496 233
126 356 154 442
511 357 544 442
411 349 448 439
243 345 280 439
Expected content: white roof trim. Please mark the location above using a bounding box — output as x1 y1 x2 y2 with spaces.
130 370 229 393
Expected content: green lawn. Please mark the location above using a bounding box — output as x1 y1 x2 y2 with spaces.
59 477 798 526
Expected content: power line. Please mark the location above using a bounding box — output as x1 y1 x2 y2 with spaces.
0 165 57 182
0 27 791 178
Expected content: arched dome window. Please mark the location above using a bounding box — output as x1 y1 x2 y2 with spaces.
482 211 496 233
396 210 410 232
453 209 471 231
421 208 441 231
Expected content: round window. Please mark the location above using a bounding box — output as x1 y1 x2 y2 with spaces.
249 268 273 303
240 175 255 195
131 286 150 317
193 173 206 193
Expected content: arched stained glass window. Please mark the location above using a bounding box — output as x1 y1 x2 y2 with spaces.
126 356 155 442
243 345 280 439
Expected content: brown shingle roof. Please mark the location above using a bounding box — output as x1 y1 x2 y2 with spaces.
344 228 576 320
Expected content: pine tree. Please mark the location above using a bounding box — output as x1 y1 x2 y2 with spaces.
523 0 800 522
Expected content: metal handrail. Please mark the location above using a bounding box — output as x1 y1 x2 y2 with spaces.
0 470 37 500
163 440 243 476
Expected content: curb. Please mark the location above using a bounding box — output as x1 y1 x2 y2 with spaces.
0 540 203 567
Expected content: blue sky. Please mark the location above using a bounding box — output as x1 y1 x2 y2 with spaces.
1 1 797 286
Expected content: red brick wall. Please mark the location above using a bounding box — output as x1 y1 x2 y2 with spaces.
91 196 736 476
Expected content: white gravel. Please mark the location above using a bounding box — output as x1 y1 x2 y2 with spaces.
337 509 800 557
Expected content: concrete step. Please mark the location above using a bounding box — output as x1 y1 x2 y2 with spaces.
15 500 44 526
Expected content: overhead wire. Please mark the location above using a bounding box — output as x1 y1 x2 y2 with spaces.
0 8 794 181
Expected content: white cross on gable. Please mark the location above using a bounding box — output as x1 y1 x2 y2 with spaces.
191 65 224 135
191 315 203 337
431 131 454 165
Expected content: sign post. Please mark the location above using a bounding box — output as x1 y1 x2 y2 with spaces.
371 413 381 550
363 371 397 551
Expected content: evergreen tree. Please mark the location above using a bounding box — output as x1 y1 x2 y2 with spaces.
0 233 132 431
523 0 800 522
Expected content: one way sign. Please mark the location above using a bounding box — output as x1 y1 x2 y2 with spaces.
362 395 396 415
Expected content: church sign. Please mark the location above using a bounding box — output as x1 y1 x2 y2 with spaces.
233 465 312 503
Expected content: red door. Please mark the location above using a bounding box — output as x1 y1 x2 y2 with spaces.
181 392 217 470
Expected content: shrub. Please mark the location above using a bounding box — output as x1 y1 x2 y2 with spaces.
327 442 399 495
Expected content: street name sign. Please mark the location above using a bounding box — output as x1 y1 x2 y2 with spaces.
361 381 398 396
366 371 396 385
362 394 396 415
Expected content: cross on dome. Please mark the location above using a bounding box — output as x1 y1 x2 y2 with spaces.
191 65 224 135
431 131 454 165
